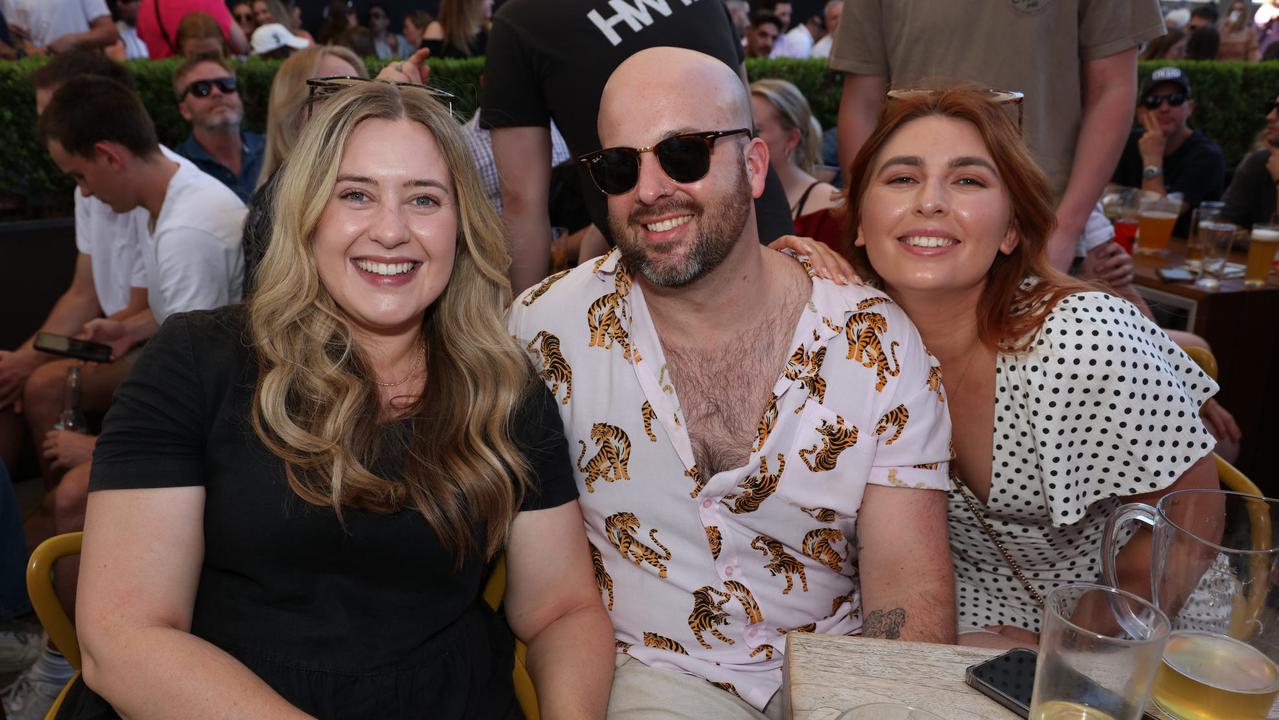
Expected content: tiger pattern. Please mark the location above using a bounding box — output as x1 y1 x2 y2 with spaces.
750 644 776 660
801 506 837 523
577 423 632 493
926 364 944 402
641 401 657 442
688 585 735 648
590 542 614 611
784 345 827 411
751 535 808 594
605 512 672 577
831 590 855 615
586 291 637 361
527 331 572 405
873 404 909 446
857 297 891 311
705 525 722 560
912 462 940 470
643 631 688 655
723 454 784 514
709 681 742 700
802 527 848 573
616 639 632 653
521 269 570 306
686 465 708 499
798 416 858 472
777 622 817 634
657 363 675 395
724 580 763 624
752 393 779 451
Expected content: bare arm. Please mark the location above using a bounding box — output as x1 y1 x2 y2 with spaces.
1048 49 1139 271
504 501 613 718
78 487 313 719
836 74 888 177
46 14 118 53
226 20 249 55
856 485 956 644
0 253 102 407
493 126 554 294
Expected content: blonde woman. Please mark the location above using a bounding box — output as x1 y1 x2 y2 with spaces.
73 82 613 719
423 0 492 58
750 78 847 255
1219 0 1260 60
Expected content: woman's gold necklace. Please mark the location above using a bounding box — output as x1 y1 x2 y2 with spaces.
374 349 425 388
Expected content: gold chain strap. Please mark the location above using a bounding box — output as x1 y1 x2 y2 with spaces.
950 474 1045 610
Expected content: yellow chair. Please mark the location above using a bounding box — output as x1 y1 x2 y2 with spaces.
482 553 539 720
26 531 83 720
27 534 538 720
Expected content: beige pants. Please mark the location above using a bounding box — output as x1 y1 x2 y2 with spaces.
607 655 787 720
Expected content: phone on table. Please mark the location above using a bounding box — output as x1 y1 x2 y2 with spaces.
1157 267 1195 282
33 332 112 363
965 649 1159 719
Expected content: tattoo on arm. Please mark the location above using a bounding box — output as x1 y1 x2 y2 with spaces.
863 608 907 639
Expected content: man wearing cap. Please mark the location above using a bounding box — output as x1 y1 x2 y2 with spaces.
250 20 308 59
1113 66 1225 237
172 52 265 202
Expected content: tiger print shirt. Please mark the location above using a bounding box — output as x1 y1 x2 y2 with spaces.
508 250 952 709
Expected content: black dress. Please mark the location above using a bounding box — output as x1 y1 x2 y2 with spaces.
421 28 487 59
64 305 577 719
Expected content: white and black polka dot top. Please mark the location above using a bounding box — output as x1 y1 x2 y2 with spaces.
949 292 1218 633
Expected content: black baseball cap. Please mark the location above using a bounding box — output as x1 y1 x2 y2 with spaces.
1142 66 1192 97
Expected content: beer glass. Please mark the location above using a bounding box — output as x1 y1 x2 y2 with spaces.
1102 489 1279 719
1029 583 1170 720
1185 201 1225 272
1137 195 1182 255
1194 216 1238 290
1246 223 1279 287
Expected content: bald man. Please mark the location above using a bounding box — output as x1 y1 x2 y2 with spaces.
509 48 955 719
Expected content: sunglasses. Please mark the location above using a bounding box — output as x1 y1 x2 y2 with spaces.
305 76 457 120
234 12 253 21
1143 93 1188 109
180 76 238 100
578 129 752 195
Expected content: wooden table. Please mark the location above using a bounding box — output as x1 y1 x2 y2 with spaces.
1131 238 1279 492
784 634 1010 719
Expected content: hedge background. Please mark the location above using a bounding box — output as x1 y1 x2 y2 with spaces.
1 57 1277 212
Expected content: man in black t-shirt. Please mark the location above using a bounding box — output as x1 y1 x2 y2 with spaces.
1113 66 1226 237
480 0 793 293
1221 88 1279 229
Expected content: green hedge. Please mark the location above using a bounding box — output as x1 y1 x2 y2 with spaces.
2 57 1277 209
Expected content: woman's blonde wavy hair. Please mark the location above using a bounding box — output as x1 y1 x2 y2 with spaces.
249 81 531 564
258 45 367 189
750 78 823 175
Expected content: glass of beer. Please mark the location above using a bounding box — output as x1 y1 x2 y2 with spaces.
1137 194 1182 255
1029 583 1171 720
1103 490 1279 719
1246 223 1279 287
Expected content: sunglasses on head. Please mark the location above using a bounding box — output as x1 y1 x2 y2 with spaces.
181 76 237 100
1143 93 1188 109
578 129 752 195
304 76 457 120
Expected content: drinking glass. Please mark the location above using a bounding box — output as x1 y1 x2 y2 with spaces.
1245 223 1279 287
1137 195 1182 255
837 703 943 719
1029 583 1171 720
1103 187 1141 254
1194 218 1238 290
1185 201 1225 272
1102 489 1279 719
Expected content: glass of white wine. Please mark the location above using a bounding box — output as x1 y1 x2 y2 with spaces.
1102 489 1279 720
1029 583 1171 720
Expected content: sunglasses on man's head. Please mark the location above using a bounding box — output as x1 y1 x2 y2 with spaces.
181 76 238 100
578 129 752 196
1143 93 1187 109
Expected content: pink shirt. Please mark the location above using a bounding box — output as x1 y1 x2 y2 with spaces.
136 0 232 59
509 251 952 708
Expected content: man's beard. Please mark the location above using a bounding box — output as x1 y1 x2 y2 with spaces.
609 162 753 288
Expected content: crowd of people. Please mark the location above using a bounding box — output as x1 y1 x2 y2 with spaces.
0 0 1265 719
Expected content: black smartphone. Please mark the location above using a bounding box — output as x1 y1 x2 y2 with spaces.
966 648 1038 716
966 648 1160 719
33 332 112 363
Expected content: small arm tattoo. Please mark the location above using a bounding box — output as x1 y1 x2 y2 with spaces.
864 608 907 639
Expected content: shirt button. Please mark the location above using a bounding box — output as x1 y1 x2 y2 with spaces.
724 565 735 577
701 499 713 509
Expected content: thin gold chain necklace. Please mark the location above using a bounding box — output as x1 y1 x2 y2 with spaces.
373 349 425 388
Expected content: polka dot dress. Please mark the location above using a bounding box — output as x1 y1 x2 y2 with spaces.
949 292 1218 633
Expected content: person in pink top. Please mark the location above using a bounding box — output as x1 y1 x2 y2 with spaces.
136 0 247 58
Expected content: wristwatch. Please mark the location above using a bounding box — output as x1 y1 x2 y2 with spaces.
1143 165 1163 180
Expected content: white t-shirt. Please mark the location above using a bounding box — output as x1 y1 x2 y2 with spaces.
142 162 246 324
771 25 814 58
3 0 109 47
116 20 148 58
